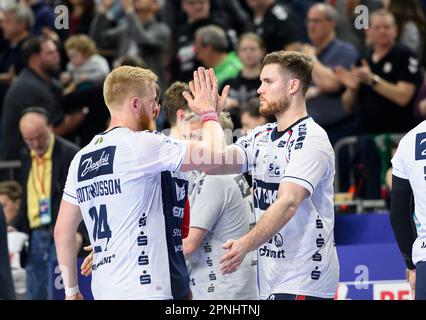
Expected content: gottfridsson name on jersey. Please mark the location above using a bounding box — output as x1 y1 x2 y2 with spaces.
234 117 339 299
63 127 186 300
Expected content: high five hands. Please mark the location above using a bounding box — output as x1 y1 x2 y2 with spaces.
182 67 230 115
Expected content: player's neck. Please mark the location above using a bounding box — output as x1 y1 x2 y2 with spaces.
108 114 138 132
170 127 181 139
275 103 308 132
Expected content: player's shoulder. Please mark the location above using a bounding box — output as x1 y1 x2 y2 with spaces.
252 122 277 138
235 122 276 147
300 117 330 142
398 120 426 150
290 117 333 155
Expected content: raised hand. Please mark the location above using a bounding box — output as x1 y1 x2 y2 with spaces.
188 70 230 114
217 85 230 114
183 67 218 114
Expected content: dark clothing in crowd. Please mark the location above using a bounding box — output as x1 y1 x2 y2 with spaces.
30 0 56 36
14 136 80 236
250 2 301 53
307 38 359 145
222 73 261 129
0 37 29 115
0 208 16 300
356 45 423 134
174 18 234 82
1 68 64 161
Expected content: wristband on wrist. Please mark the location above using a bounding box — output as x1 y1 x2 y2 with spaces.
200 109 219 123
65 285 80 297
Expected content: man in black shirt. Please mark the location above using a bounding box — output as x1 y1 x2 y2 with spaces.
337 9 423 135
173 0 236 82
1 37 86 161
245 0 302 53
0 3 33 116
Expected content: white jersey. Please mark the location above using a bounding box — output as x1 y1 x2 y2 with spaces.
235 117 339 299
392 120 426 265
188 172 259 300
63 127 186 300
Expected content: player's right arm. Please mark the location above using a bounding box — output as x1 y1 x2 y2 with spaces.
177 67 245 174
54 199 85 300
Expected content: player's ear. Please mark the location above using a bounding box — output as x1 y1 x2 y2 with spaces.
289 79 300 95
130 96 139 113
176 109 186 121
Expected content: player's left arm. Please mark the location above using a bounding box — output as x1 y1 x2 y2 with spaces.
54 199 84 300
390 175 416 269
220 181 308 273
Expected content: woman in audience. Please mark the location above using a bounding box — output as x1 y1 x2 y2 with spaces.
387 0 426 66
60 34 110 94
222 32 265 129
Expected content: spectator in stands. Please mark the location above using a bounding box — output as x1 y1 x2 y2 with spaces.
172 0 236 82
1 36 86 161
65 0 96 36
415 79 426 119
387 0 426 67
113 54 146 69
13 108 83 300
194 25 242 87
0 207 16 300
0 181 21 226
336 9 424 135
240 97 272 135
244 0 302 52
61 34 110 94
90 0 170 91
221 32 265 129
21 0 55 36
302 3 359 145
0 3 33 116
334 0 384 52
0 181 28 300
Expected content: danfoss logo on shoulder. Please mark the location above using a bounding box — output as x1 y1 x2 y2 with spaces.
81 151 110 177
78 146 116 182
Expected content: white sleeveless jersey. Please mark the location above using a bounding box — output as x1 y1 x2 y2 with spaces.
392 120 426 265
63 127 187 300
235 117 339 299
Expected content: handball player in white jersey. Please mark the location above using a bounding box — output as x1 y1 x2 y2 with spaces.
54 66 230 300
391 120 426 300
216 51 340 300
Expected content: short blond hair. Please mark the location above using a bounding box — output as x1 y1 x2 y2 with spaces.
103 66 158 109
65 34 97 57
